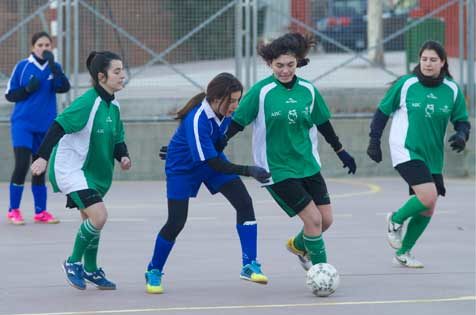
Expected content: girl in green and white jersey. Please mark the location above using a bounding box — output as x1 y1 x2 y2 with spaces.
218 33 357 272
367 41 470 268
31 51 131 290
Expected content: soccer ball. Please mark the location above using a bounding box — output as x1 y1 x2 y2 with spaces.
306 263 340 297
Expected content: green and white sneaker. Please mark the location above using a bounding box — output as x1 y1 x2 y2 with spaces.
387 213 403 249
393 252 424 268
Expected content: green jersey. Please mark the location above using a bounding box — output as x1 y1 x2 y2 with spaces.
233 75 331 184
49 88 125 196
379 74 468 174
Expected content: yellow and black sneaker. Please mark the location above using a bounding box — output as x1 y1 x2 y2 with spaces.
286 237 312 271
145 269 164 294
240 260 268 285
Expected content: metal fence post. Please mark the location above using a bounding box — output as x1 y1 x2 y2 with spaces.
252 0 258 85
244 0 251 90
65 0 72 105
73 0 79 99
459 0 464 88
235 0 243 83
467 0 475 116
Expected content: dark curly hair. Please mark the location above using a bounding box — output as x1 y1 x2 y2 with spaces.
257 33 316 68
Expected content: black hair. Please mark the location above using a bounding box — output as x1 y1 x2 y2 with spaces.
257 32 316 68
176 72 243 120
86 51 122 86
31 31 52 46
412 40 452 78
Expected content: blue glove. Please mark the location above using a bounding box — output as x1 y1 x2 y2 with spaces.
337 150 356 174
25 76 40 93
448 131 466 153
214 134 228 152
159 146 167 160
367 138 382 163
246 166 271 184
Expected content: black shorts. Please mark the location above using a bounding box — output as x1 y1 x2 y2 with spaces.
395 160 446 196
66 189 103 210
266 172 330 217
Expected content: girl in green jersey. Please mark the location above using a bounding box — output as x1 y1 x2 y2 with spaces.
31 51 131 290
367 41 470 268
216 33 357 271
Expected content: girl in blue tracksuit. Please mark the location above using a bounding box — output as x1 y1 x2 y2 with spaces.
4 31 70 224
145 73 271 294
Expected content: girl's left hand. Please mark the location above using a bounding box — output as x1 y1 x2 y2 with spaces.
120 156 131 170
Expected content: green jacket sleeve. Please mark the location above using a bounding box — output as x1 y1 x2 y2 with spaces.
55 94 94 133
232 85 260 127
378 77 406 115
450 85 469 124
311 87 331 125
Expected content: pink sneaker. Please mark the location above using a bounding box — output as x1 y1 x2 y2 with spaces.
7 209 25 225
34 211 60 224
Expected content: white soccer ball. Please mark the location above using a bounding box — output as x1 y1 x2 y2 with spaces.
306 263 340 297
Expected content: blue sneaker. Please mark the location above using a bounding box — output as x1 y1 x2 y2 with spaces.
62 260 86 290
145 269 163 294
240 260 268 284
84 268 117 290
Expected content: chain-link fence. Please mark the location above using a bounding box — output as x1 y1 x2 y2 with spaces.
0 0 474 116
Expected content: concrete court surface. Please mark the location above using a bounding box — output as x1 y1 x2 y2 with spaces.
0 177 474 315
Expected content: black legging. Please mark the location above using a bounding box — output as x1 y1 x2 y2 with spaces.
11 147 45 186
159 178 256 242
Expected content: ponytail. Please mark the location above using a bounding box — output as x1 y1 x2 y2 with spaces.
86 51 122 86
175 92 206 120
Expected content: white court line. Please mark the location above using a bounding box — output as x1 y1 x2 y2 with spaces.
9 296 475 315
102 180 382 209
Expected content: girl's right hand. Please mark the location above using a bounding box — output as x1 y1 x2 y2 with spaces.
31 158 48 176
247 166 271 184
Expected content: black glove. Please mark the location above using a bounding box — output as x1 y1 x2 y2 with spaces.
25 76 40 93
337 150 356 174
448 131 466 153
367 138 382 163
214 134 228 152
42 50 57 73
159 146 167 160
246 166 271 184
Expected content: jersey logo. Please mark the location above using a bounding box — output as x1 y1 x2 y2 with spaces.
285 97 298 104
106 116 113 123
96 128 105 134
440 105 450 113
426 93 438 100
288 109 298 124
47 74 53 80
425 104 435 118
410 102 421 108
271 111 281 117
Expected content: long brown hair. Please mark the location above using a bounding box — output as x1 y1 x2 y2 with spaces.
176 72 243 120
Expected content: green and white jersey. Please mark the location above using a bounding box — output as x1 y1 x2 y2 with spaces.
49 88 125 196
233 75 331 184
379 74 468 174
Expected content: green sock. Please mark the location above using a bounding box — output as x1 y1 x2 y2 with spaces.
83 233 100 272
293 229 306 252
397 214 431 255
303 234 327 264
392 196 428 224
68 219 100 263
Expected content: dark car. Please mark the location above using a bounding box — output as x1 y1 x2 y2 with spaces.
316 0 408 52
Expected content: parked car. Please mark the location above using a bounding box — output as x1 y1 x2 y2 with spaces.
316 0 409 52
